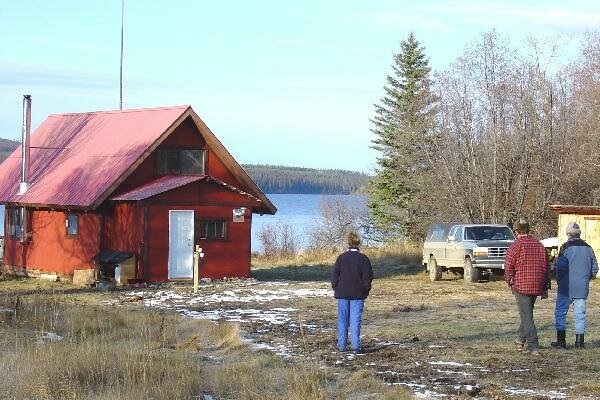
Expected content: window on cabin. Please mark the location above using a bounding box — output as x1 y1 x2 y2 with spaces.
157 149 205 175
8 207 22 239
196 220 227 240
66 213 78 236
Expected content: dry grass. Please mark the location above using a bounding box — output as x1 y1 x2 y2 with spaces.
6 243 595 398
0 277 411 400
248 250 600 399
251 244 422 282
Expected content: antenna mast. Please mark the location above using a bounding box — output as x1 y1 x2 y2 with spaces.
119 0 124 109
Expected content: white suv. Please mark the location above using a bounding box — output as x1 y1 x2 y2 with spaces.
423 223 515 283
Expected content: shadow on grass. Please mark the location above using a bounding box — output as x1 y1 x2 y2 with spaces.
453 322 564 344
252 262 425 282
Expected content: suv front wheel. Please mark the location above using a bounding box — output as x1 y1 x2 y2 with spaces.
464 258 480 283
429 257 442 281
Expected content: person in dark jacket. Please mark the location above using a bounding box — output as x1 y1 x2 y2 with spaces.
331 231 373 354
504 217 549 356
551 222 598 349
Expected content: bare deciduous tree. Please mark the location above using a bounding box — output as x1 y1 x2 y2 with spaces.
308 196 371 251
257 223 297 259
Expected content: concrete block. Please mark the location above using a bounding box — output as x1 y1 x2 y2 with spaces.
40 273 58 282
73 269 95 286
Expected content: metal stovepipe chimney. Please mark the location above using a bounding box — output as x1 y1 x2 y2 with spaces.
19 95 31 195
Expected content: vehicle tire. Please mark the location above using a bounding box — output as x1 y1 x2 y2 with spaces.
429 257 442 281
463 258 480 283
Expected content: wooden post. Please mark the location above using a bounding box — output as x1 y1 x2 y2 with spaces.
193 245 199 294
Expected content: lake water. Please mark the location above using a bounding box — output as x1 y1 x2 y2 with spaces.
251 193 366 252
0 195 366 252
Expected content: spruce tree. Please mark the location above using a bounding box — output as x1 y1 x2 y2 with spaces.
368 33 437 242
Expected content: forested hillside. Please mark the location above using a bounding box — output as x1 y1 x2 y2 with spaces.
0 139 369 195
242 164 371 194
0 138 19 163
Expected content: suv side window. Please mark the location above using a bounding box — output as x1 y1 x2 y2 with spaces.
449 226 464 241
448 226 458 239
428 225 447 241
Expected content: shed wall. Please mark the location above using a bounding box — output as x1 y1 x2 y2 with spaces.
558 213 600 261
100 203 145 280
145 204 251 282
3 209 100 275
113 117 239 196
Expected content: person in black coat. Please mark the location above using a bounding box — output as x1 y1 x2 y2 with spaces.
331 232 373 353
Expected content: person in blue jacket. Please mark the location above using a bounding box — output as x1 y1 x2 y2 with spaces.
331 231 373 354
551 222 598 349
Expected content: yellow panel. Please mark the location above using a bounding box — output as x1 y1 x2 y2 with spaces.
558 213 600 257
557 214 583 248
584 218 600 258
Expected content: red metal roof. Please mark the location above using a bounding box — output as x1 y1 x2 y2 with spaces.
0 106 190 208
0 105 277 214
110 175 204 201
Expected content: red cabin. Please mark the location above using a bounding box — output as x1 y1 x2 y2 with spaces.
0 105 276 283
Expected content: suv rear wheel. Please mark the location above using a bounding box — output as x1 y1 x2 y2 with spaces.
464 258 480 283
429 257 442 281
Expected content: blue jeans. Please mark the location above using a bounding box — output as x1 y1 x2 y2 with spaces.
555 293 587 334
337 299 364 351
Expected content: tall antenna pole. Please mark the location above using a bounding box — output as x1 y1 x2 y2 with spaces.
119 0 124 110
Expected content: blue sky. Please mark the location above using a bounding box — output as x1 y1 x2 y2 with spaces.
1 1 598 173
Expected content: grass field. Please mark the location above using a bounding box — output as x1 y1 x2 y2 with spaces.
1 248 598 399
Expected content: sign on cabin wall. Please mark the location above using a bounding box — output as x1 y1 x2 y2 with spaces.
233 208 245 223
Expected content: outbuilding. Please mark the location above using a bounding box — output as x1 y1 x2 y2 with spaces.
0 103 276 283
548 204 600 261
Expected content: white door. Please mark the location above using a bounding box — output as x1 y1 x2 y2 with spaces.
168 210 194 279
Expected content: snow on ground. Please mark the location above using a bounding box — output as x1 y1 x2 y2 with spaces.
37 332 64 343
106 280 571 399
505 386 568 399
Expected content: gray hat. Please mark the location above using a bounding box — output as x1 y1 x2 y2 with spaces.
566 222 581 236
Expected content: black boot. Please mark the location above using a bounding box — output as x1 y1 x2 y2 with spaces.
551 330 567 349
575 334 585 349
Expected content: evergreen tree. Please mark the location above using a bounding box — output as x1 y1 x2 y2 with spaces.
368 33 438 241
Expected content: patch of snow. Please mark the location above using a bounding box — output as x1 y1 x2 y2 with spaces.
249 342 277 352
392 382 426 389
435 369 473 377
415 390 448 398
38 332 63 343
505 386 567 399
429 361 473 367
378 370 400 375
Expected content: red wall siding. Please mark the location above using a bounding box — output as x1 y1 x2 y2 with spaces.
113 116 243 196
150 180 258 208
101 203 144 252
145 195 252 282
3 209 100 275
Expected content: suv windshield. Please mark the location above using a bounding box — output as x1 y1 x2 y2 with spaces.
464 226 515 241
